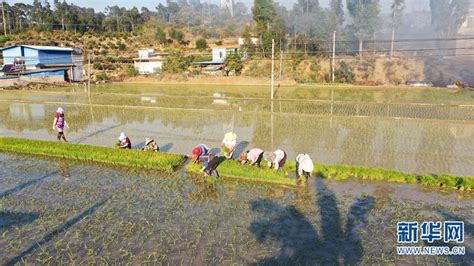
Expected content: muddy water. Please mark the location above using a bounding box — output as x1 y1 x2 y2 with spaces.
0 97 473 176
0 153 471 264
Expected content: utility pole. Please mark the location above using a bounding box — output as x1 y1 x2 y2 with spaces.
1 0 6 36
279 50 283 79
390 28 395 60
332 31 336 82
88 53 91 97
271 39 275 100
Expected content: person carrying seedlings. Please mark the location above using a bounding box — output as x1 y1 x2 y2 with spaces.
142 138 159 152
221 132 237 159
191 144 210 163
296 153 314 178
52 107 69 142
239 148 264 167
117 132 131 149
202 155 221 178
264 149 287 170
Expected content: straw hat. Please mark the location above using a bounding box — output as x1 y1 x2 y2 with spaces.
224 132 237 141
145 138 154 146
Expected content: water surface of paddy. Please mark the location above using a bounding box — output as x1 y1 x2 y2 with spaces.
0 98 473 176
0 153 471 264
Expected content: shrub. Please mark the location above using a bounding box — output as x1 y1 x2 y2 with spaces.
162 52 191 74
195 38 208 50
95 72 109 81
334 61 355 83
126 65 139 77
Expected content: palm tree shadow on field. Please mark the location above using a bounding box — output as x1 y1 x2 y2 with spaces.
248 177 375 265
0 211 39 230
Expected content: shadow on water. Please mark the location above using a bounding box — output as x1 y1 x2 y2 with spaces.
5 198 108 266
0 171 58 199
71 124 121 144
234 141 249 159
437 208 474 264
209 147 221 155
160 143 174 152
0 211 39 230
249 178 375 265
133 141 146 150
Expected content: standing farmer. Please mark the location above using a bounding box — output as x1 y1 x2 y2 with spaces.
221 132 237 159
52 107 69 142
264 149 287 170
296 153 314 178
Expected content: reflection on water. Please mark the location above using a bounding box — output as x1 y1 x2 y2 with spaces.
0 101 473 176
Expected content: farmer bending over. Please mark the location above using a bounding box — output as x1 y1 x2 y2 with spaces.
202 155 221 178
296 153 314 178
240 148 264 167
191 144 210 163
143 138 159 152
221 132 237 159
52 107 69 142
117 132 131 149
264 149 287 170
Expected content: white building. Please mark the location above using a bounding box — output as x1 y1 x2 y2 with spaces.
133 49 167 74
211 44 240 63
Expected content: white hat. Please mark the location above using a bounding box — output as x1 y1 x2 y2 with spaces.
145 138 153 145
119 132 127 141
57 107 64 113
301 159 314 173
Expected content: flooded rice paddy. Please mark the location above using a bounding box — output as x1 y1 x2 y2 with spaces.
0 153 472 264
0 85 473 176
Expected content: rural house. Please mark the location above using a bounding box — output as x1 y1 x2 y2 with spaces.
133 49 167 74
0 45 84 84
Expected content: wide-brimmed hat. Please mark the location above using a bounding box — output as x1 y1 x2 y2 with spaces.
145 138 154 146
301 159 314 173
224 132 237 141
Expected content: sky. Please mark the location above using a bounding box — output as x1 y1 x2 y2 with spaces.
7 0 430 13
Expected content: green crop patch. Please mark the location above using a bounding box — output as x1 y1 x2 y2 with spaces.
284 161 473 191
187 160 296 186
0 137 186 172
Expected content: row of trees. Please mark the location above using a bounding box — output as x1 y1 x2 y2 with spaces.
0 0 470 57
251 0 471 57
0 0 250 34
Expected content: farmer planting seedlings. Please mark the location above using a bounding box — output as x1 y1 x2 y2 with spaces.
142 138 159 152
296 153 314 179
263 149 287 170
191 144 210 163
221 132 237 159
239 148 264 167
117 132 132 149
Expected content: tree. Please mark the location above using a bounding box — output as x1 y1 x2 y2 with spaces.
162 52 191 73
195 38 207 50
224 52 243 76
252 0 285 57
155 26 167 44
169 28 184 42
330 0 344 24
430 0 470 37
346 0 380 58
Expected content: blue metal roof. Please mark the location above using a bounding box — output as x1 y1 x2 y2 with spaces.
1 45 73 52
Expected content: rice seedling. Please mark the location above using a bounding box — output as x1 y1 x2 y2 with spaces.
283 161 473 190
186 160 296 186
0 137 186 172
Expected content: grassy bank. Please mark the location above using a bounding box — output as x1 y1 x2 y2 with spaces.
187 160 296 186
285 161 473 191
0 138 185 172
